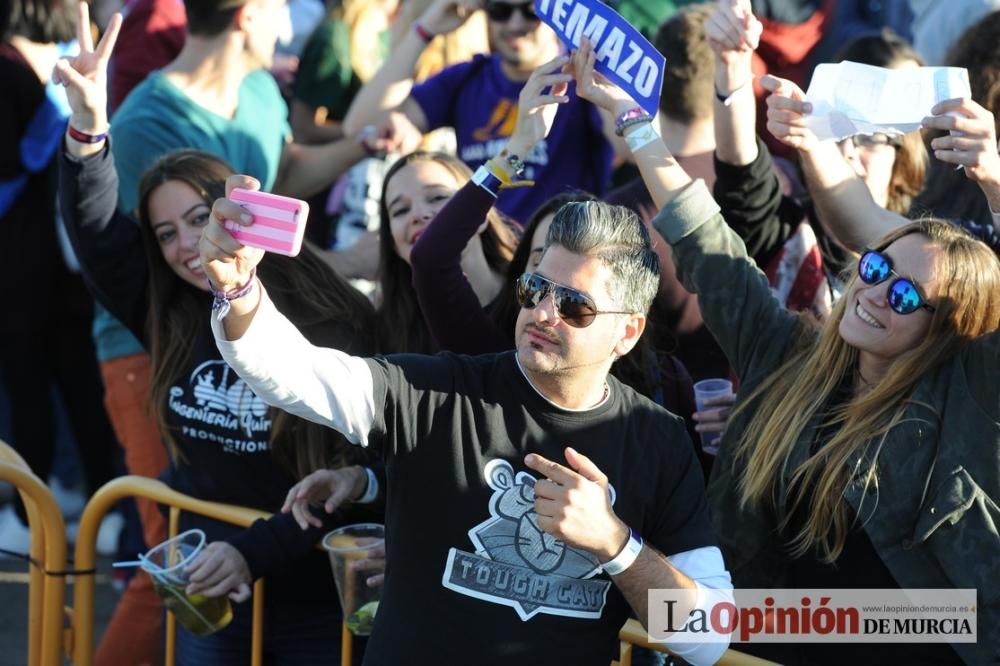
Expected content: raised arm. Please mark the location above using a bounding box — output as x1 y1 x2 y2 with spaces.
273 113 415 199
705 0 761 167
705 1 796 265
200 178 378 446
341 0 478 136
409 55 571 354
571 38 797 380
923 97 1000 234
54 7 149 339
762 75 905 250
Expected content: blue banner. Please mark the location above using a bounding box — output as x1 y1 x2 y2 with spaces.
534 0 665 117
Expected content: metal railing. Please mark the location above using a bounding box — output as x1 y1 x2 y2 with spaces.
71 476 270 666
2 463 778 666
0 440 69 666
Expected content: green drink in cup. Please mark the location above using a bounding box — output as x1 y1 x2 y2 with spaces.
140 529 233 636
323 523 385 636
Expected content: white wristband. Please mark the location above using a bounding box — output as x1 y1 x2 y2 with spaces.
601 527 643 575
623 122 659 153
356 467 379 504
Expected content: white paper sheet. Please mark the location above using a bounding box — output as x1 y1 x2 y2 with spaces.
804 61 971 141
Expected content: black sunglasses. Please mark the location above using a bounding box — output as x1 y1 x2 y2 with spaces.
858 249 936 315
484 0 539 22
516 272 631 328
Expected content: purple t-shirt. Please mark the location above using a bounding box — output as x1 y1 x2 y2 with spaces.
410 54 614 223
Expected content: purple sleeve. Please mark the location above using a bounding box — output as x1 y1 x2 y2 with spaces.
410 180 512 354
409 57 483 131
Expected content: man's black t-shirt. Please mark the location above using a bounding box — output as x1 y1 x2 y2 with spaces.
362 351 716 665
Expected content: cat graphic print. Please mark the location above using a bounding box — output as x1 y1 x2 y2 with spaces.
442 459 614 621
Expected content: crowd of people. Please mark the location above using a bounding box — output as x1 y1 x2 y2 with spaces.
2 0 999 664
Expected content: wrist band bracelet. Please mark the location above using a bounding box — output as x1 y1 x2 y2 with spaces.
356 467 379 504
483 158 536 190
472 165 503 197
614 106 652 136
208 268 257 320
715 78 752 106
68 125 109 144
601 527 643 576
623 122 659 153
414 22 434 44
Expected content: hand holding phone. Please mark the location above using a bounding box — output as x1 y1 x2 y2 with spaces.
225 189 310 257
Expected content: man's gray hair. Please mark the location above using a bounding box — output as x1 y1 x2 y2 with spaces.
545 200 660 314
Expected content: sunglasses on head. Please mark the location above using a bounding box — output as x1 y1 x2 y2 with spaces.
484 0 539 22
858 249 936 315
516 272 631 328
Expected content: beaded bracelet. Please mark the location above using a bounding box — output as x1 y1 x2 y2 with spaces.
209 268 257 320
497 148 526 178
614 106 652 137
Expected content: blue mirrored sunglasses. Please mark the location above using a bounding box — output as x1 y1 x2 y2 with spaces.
858 249 935 315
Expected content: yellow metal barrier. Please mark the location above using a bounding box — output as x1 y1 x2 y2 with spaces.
71 476 270 666
69 475 776 666
615 618 781 666
0 440 69 666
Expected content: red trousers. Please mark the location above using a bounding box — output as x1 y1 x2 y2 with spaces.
95 352 169 666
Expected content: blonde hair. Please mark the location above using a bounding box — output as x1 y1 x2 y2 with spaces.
339 0 397 82
733 220 1000 562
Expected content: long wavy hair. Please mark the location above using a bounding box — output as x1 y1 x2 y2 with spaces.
136 150 377 478
733 220 1000 562
376 151 518 353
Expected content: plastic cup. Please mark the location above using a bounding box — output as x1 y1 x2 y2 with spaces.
693 378 734 456
323 523 385 636
140 529 233 636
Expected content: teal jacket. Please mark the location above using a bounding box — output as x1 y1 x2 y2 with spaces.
653 180 999 664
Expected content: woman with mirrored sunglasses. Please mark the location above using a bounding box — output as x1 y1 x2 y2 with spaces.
571 37 1000 665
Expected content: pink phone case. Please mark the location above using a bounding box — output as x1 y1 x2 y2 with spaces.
226 188 310 257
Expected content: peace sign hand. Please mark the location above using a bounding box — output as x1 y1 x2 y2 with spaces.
52 2 121 135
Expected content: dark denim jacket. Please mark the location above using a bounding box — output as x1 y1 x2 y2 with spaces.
654 181 999 665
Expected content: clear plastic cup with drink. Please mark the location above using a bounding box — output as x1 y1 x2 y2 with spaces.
693 378 734 456
140 529 233 636
323 523 385 636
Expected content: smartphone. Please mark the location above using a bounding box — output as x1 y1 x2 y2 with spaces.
225 188 310 257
